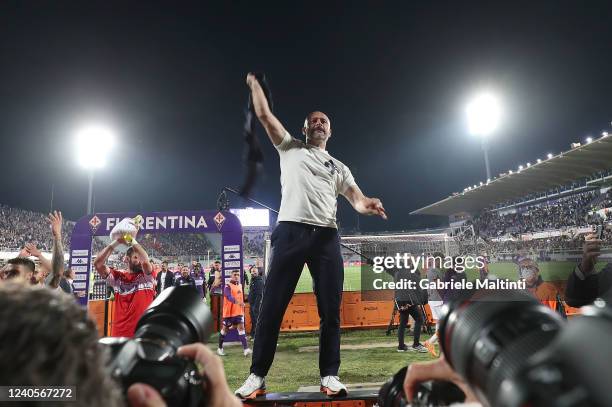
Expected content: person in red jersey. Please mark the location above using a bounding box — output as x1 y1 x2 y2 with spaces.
94 236 154 337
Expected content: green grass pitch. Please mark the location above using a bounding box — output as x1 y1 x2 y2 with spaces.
217 329 434 392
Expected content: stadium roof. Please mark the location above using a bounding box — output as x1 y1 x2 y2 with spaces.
411 134 612 216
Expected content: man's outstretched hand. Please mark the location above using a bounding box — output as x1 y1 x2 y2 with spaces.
358 197 387 220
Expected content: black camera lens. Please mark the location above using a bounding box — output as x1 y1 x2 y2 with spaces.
499 303 612 407
135 285 212 347
438 288 564 406
102 286 212 407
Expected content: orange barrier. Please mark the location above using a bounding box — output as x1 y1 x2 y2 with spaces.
88 300 106 336
275 291 397 332
92 291 406 337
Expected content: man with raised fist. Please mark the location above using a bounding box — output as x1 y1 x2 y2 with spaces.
236 73 387 399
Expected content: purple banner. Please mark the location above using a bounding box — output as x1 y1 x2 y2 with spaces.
69 210 243 308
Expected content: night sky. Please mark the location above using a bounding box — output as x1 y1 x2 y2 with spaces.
1 1 611 232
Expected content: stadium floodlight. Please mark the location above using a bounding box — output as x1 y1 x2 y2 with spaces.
466 93 501 136
466 92 501 181
586 136 593 143
76 125 115 169
509 170 513 174
518 165 524 171
547 153 553 159
527 162 531 167
479 182 483 186
602 131 609 137
486 178 491 183
75 124 116 214
537 158 542 163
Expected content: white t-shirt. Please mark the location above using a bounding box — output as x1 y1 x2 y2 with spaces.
160 271 167 291
275 131 357 228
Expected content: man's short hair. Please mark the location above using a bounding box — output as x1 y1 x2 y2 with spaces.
214 260 221 264
162 260 168 265
63 267 73 278
126 247 135 257
0 283 122 406
8 257 35 274
304 111 329 127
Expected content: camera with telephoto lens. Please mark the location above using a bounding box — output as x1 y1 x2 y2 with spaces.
100 286 212 407
497 301 612 407
378 286 612 407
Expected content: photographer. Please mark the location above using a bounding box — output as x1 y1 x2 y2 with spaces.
394 266 428 353
0 282 124 406
565 232 612 307
0 282 242 407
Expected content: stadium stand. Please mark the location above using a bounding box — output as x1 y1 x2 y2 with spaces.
412 135 612 252
0 204 73 251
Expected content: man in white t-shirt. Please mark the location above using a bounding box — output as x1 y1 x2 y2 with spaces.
236 73 387 399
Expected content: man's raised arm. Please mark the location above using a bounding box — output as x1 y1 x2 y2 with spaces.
47 211 64 289
130 242 152 275
93 240 120 279
246 73 287 146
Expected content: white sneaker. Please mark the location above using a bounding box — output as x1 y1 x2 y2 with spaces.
235 373 266 399
216 348 226 356
410 344 429 353
243 348 253 356
320 375 348 397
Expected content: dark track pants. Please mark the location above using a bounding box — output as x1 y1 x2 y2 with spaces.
398 305 422 348
250 222 344 377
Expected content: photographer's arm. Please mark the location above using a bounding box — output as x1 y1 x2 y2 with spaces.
403 356 481 405
565 233 606 307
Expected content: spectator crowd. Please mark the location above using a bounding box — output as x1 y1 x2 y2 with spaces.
0 204 73 251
